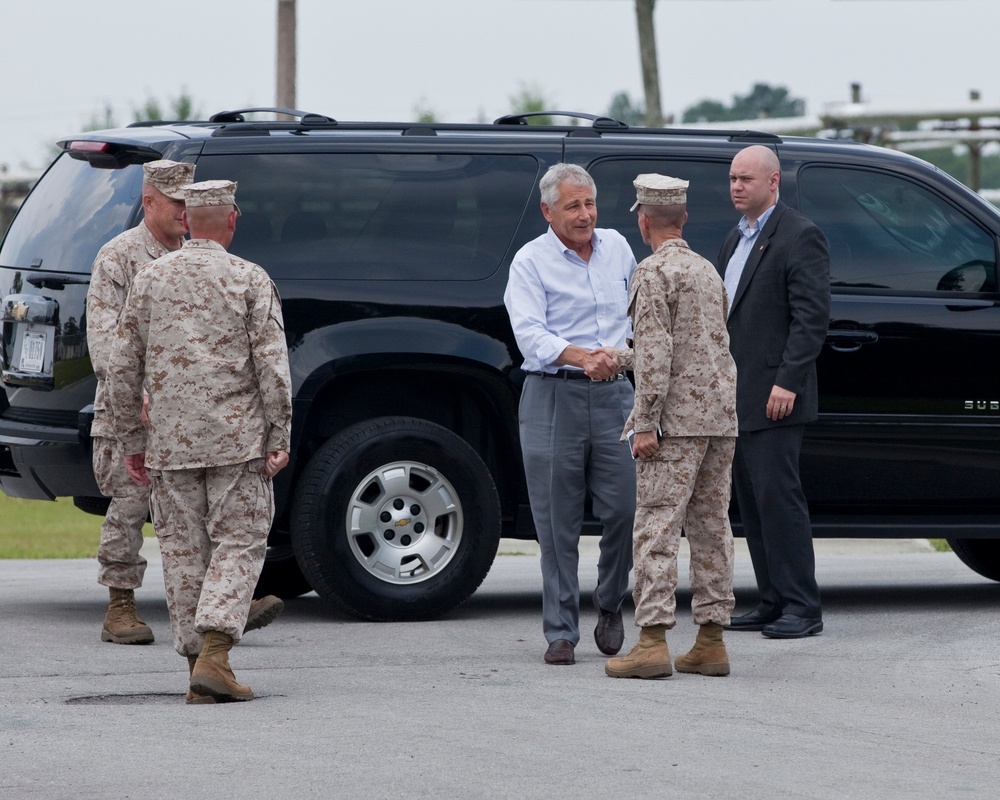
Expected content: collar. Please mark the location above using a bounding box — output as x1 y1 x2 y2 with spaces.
546 226 601 258
183 238 228 252
738 203 777 238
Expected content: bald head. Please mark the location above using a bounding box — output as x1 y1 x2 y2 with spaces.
736 144 779 175
729 145 780 223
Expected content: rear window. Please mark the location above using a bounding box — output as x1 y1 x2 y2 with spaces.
196 153 539 280
0 154 142 274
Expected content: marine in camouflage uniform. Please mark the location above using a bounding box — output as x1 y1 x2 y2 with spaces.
107 180 292 703
604 175 738 680
87 159 194 644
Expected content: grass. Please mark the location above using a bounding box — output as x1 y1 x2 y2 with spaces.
0 494 153 558
53 356 94 387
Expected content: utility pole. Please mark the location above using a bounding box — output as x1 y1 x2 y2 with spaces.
635 0 663 127
276 0 297 112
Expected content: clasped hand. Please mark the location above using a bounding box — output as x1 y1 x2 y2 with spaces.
582 347 619 380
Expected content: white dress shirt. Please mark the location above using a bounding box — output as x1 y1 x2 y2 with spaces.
504 227 636 373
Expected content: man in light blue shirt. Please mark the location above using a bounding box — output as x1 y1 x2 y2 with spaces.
504 163 637 665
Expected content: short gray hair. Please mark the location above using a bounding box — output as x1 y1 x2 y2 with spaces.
539 163 596 208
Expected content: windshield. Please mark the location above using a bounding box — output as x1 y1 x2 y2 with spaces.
0 153 142 274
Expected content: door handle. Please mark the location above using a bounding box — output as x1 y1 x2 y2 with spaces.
826 329 878 353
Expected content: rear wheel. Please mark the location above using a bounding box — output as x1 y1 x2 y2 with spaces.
946 538 1000 581
291 416 501 621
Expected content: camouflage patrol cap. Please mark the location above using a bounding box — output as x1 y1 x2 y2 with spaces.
182 179 239 210
630 173 689 211
142 160 196 200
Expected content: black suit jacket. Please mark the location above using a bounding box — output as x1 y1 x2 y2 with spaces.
717 201 830 433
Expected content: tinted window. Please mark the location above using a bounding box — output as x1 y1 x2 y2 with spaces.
0 154 141 274
196 153 539 280
799 166 998 293
588 158 734 262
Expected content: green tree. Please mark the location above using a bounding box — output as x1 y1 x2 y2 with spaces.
84 103 119 131
683 83 805 123
412 98 438 124
681 99 730 124
132 90 200 122
732 83 804 119
606 91 645 127
509 82 555 126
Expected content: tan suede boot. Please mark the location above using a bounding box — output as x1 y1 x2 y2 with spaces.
101 587 154 644
605 624 672 679
244 595 284 633
190 631 254 702
185 655 216 705
675 622 730 676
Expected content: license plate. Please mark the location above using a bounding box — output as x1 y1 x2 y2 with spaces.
19 331 46 373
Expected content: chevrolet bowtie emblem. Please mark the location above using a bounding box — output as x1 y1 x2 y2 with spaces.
10 301 28 321
395 518 411 527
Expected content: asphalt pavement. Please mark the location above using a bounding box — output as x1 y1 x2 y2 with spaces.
1 538 997 800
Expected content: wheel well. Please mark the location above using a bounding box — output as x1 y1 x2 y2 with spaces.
292 365 524 518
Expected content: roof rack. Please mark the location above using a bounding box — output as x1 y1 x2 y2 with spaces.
490 111 781 142
494 111 628 129
208 107 337 124
126 108 783 144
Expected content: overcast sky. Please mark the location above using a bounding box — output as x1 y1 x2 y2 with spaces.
2 0 998 171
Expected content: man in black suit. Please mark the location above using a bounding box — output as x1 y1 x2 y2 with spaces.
717 145 830 639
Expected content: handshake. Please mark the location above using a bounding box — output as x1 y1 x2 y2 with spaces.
581 345 625 381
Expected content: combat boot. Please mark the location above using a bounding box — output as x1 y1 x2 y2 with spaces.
675 622 730 676
605 624 672 679
185 655 216 705
101 587 154 644
244 594 284 633
190 631 254 702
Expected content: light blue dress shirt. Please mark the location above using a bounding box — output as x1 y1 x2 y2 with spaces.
504 227 636 373
724 204 776 314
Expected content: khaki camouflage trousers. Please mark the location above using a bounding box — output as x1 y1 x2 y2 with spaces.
93 436 149 589
632 436 736 629
149 460 273 656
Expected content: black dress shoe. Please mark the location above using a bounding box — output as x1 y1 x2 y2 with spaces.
544 639 576 665
593 590 624 655
724 608 781 631
762 614 823 639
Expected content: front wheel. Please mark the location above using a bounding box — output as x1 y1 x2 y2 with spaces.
291 417 501 621
946 538 1000 581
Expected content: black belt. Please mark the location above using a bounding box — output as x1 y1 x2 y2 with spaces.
527 370 624 382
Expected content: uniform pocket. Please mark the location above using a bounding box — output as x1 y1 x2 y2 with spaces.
635 457 676 508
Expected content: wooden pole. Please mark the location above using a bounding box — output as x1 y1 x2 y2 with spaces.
276 0 297 113
635 0 663 127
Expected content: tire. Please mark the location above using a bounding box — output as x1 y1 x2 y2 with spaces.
254 543 315 599
946 538 1000 582
291 416 501 621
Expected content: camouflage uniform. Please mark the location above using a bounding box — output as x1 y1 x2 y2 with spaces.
87 221 169 589
615 237 738 629
107 237 292 656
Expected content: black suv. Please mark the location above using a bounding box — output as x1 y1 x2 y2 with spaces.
3 109 1000 620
